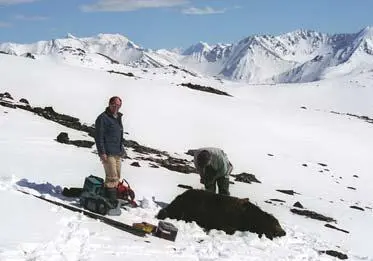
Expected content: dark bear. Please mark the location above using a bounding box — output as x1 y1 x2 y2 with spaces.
157 189 286 240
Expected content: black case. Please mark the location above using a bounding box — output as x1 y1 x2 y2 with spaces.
154 221 178 241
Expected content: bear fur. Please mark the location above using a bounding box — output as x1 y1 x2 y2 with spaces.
157 189 286 240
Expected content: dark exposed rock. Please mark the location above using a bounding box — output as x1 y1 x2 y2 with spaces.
56 132 94 148
25 52 35 59
19 98 30 105
269 199 286 203
130 162 141 167
3 92 13 100
318 162 328 167
290 208 336 222
179 83 232 97
267 153 274 156
149 163 159 168
347 186 356 190
69 140 94 148
353 175 359 178
125 140 165 155
169 64 198 77
0 100 16 108
177 184 193 190
320 250 348 260
135 156 195 174
276 189 300 196
97 53 119 64
324 224 349 234
1 96 195 174
300 106 307 109
302 163 308 167
350 205 364 211
107 70 135 77
231 172 261 184
293 201 304 208
157 189 286 239
56 132 69 144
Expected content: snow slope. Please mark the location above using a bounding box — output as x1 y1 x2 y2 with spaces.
1 53 373 260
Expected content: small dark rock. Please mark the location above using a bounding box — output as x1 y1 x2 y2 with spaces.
19 98 30 105
69 140 94 148
25 52 35 59
324 224 349 234
353 175 359 178
276 189 299 196
347 186 356 190
231 172 261 184
320 250 348 260
300 106 307 109
318 162 328 167
3 92 13 100
177 184 193 190
267 153 274 157
290 208 336 222
269 199 286 203
302 163 308 167
293 201 304 208
350 205 364 211
130 162 141 167
56 132 69 144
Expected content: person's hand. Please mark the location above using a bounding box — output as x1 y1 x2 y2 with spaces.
100 154 108 162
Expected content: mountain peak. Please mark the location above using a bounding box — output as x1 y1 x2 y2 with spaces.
66 33 77 39
182 41 211 55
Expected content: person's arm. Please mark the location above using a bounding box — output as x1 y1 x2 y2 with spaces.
95 115 106 160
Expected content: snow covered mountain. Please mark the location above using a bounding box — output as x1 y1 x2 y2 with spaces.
1 26 373 83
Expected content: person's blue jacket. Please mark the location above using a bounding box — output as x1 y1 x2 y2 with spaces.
95 107 125 156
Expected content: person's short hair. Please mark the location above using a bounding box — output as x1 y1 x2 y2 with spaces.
196 150 211 168
109 96 122 105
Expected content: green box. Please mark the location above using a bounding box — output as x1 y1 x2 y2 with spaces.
83 175 104 195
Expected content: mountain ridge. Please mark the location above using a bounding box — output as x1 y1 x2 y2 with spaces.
1 27 373 83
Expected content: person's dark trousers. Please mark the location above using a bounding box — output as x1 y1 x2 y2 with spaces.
204 176 230 195
217 176 230 196
204 182 217 194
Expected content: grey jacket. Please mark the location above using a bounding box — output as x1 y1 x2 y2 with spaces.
194 147 233 185
95 108 125 156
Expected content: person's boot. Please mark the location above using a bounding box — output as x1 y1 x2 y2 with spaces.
105 187 122 216
105 187 118 206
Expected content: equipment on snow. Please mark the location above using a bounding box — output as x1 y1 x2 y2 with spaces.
17 189 178 241
17 189 147 237
154 221 178 241
79 175 137 216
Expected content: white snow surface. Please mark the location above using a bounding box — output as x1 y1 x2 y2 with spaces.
0 53 373 260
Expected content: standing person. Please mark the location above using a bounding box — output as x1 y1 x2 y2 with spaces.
194 147 233 195
95 96 126 203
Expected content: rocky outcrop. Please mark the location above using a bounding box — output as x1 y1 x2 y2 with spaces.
179 83 232 97
56 132 94 148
